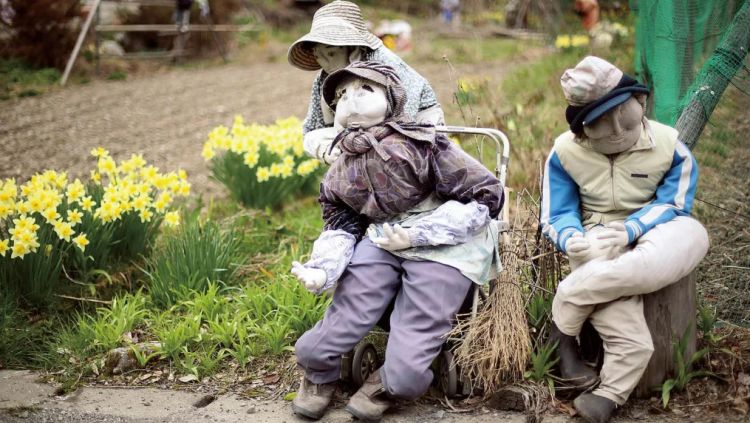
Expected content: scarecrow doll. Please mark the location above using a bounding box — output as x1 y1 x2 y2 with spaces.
542 56 709 422
287 0 444 165
289 61 503 422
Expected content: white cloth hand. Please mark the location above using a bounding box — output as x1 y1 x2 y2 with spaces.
291 261 327 292
564 232 591 261
371 223 411 251
596 222 630 249
303 127 340 164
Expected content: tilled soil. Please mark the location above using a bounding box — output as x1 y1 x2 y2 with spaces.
0 58 509 197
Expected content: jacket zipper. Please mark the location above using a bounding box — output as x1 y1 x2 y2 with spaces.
608 155 617 210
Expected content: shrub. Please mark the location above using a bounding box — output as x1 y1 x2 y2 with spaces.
145 217 243 308
0 149 190 308
1 0 82 69
203 116 322 209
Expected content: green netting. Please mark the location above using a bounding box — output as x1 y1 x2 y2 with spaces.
630 0 746 126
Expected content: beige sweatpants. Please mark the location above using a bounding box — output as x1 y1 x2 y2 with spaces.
552 216 709 405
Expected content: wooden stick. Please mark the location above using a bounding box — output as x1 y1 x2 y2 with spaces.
61 0 102 86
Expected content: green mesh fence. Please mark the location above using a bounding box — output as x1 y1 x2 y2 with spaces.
631 0 747 126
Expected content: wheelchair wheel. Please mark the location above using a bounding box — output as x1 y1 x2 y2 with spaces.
352 343 379 387
438 349 459 397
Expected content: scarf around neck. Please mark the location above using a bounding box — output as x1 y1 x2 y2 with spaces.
332 119 437 161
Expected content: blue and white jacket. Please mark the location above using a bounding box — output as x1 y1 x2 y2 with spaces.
541 119 698 253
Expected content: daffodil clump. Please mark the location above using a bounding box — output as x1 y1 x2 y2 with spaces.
0 148 191 307
456 76 489 106
554 34 591 49
203 116 322 209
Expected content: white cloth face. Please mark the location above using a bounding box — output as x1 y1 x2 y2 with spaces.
313 44 350 74
583 96 644 154
333 76 389 129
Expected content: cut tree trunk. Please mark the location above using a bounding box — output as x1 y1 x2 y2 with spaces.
635 270 697 397
578 271 697 398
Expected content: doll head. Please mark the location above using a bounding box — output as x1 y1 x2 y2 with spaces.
322 61 407 131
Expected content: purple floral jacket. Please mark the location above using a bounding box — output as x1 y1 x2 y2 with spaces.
320 122 503 238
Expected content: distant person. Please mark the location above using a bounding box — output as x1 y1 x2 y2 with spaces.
174 0 192 32
288 0 444 165
440 0 461 28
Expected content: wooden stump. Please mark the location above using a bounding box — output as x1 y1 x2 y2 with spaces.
635 271 697 397
578 271 697 398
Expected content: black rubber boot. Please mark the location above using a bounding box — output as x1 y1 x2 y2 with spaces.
550 322 598 389
574 393 617 423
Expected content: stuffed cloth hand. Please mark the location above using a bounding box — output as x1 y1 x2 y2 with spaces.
303 127 340 164
564 232 591 261
371 223 411 251
595 222 630 249
291 261 327 292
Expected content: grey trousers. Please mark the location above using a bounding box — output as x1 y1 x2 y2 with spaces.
295 238 473 400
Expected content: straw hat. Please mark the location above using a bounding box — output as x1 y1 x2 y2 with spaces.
288 1 382 71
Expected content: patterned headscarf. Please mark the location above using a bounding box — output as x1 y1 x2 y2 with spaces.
322 61 407 120
322 61 436 158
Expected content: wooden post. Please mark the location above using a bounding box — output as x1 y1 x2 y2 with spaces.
61 0 102 86
635 271 697 397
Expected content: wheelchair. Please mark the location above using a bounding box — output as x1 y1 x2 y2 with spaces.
339 125 512 398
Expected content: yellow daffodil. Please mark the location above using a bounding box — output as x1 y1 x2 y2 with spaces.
139 209 153 223
73 234 89 252
0 239 8 256
81 196 95 212
90 147 107 157
164 211 180 227
11 242 30 259
42 208 60 222
67 209 83 225
256 167 270 182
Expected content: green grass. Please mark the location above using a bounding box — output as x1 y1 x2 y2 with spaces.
0 59 60 100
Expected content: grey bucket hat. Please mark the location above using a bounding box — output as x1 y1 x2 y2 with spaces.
288 1 382 71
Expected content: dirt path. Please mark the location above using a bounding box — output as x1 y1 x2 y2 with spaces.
2 370 723 423
0 58 505 197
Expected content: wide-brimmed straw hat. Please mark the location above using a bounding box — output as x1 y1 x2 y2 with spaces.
288 1 382 71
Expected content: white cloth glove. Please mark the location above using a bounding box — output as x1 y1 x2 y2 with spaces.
371 223 411 251
303 127 340 164
596 221 630 249
564 231 591 261
291 261 327 292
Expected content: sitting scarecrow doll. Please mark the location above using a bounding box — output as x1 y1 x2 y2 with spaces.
289 61 504 421
542 56 710 422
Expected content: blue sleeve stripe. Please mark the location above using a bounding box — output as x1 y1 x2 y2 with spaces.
626 140 699 237
541 149 584 251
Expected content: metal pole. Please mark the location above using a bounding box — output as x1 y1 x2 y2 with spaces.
61 0 102 86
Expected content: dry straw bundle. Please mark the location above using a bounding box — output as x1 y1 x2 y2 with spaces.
449 188 565 396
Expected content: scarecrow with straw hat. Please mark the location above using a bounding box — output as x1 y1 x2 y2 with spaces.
541 56 709 422
289 61 503 421
288 0 444 165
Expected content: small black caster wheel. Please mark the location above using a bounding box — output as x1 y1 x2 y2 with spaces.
351 342 379 387
438 349 459 397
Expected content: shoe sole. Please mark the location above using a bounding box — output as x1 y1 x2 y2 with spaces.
344 404 381 422
292 403 325 420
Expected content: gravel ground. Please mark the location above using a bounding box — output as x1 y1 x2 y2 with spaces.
0 58 505 197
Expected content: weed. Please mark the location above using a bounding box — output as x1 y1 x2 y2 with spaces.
154 314 202 363
76 292 148 354
146 217 242 308
524 341 559 392
658 325 712 408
